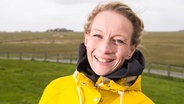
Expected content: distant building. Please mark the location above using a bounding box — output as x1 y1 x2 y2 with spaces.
46 28 74 32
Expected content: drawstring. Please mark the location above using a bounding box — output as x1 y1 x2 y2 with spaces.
77 86 82 104
73 71 83 104
118 90 124 104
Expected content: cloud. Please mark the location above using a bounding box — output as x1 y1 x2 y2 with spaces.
0 0 183 32
138 0 184 31
51 0 96 5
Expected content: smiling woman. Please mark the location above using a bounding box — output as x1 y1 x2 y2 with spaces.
39 1 154 104
84 11 134 75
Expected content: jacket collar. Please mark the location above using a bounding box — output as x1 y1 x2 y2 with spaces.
73 71 141 92
76 43 145 83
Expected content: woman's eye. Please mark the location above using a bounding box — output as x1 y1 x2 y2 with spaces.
92 34 102 39
113 39 125 45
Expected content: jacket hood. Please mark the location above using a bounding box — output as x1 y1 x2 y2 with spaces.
77 43 145 83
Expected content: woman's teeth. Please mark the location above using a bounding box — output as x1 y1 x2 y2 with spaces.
95 56 113 63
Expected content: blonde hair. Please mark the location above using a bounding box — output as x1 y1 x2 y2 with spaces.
84 1 144 45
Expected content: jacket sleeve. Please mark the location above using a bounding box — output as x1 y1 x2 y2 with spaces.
38 79 60 104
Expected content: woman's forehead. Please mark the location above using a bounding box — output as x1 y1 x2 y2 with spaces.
91 11 133 36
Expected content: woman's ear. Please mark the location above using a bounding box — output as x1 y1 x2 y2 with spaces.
126 44 137 60
84 31 89 47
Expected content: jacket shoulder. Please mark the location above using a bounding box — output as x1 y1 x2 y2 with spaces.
52 75 75 85
39 75 75 104
48 75 75 90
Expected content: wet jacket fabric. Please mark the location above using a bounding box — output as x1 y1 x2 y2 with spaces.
39 43 154 104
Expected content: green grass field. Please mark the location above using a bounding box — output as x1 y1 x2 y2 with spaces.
0 59 184 104
0 59 76 104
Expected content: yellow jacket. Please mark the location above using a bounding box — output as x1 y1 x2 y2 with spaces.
39 71 154 104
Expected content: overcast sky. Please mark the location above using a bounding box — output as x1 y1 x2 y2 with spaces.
0 0 184 32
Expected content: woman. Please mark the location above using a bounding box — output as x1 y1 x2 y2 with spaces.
39 1 154 104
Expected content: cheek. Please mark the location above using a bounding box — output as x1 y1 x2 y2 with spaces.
116 48 129 59
85 41 95 57
85 38 97 51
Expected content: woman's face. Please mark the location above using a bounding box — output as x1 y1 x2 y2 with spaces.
84 11 136 76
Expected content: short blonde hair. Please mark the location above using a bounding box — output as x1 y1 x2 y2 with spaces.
84 1 144 45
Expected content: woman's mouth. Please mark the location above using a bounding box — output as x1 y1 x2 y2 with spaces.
94 56 114 63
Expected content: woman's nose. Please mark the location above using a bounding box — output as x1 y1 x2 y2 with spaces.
98 40 114 54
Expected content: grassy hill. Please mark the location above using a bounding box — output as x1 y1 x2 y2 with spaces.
141 32 184 67
0 31 183 66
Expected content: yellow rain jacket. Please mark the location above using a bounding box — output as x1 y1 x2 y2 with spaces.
39 44 154 104
39 71 154 104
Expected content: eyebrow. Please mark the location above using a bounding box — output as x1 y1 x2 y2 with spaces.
113 34 128 40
